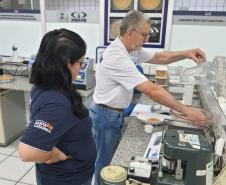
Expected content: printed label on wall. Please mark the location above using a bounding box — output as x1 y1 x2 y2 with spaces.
0 10 40 21
46 10 99 23
173 15 226 26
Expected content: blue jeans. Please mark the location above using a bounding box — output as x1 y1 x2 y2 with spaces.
89 102 124 185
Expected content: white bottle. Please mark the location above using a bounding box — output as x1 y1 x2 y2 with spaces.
12 45 19 62
215 137 224 156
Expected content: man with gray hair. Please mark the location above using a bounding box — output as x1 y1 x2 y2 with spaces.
90 10 206 185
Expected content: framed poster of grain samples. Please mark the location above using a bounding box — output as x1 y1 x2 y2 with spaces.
104 0 169 48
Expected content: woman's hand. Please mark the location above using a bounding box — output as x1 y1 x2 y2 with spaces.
45 147 70 164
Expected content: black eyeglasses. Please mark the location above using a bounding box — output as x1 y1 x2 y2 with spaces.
78 59 87 70
133 29 151 40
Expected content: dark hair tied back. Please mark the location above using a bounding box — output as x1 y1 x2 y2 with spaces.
30 28 88 118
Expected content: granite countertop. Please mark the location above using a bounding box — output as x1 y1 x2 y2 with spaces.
111 95 158 167
0 76 31 92
0 76 94 97
111 84 226 167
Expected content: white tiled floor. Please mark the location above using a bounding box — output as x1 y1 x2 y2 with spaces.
0 138 36 185
0 139 19 156
0 154 8 163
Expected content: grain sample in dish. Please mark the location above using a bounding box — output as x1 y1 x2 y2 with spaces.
0 74 14 83
146 117 160 124
111 0 132 10
139 0 161 10
110 18 122 40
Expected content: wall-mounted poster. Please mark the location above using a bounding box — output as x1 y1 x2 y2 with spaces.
149 17 161 43
111 0 134 12
103 0 170 48
109 17 123 40
138 0 163 13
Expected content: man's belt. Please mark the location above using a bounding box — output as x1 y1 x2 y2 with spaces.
97 104 124 112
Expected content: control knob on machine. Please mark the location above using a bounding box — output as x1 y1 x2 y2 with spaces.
128 166 135 173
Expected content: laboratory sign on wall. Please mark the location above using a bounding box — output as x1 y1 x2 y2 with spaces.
0 9 40 21
173 11 226 26
46 10 99 23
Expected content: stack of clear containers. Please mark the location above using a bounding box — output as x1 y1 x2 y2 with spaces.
182 63 217 84
212 56 226 98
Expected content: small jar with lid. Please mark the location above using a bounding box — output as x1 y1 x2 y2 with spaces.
100 165 127 185
156 66 168 79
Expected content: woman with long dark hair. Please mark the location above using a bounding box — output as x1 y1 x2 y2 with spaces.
18 28 96 185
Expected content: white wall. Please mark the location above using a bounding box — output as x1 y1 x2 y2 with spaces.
0 20 42 57
0 21 100 59
1 19 226 63
169 24 226 67
46 23 100 59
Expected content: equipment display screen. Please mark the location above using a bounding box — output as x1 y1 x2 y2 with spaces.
76 72 85 82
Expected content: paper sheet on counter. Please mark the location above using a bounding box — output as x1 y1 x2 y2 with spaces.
130 104 152 116
144 131 162 162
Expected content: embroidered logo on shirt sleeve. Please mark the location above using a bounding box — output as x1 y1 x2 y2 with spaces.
34 120 54 133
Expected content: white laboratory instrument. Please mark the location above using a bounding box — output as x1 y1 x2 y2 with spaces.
169 63 217 105
0 90 27 146
128 156 152 183
169 76 196 106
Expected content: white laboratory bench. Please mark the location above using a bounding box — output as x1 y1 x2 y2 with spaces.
0 76 94 146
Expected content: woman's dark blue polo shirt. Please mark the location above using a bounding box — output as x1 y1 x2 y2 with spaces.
20 86 96 185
